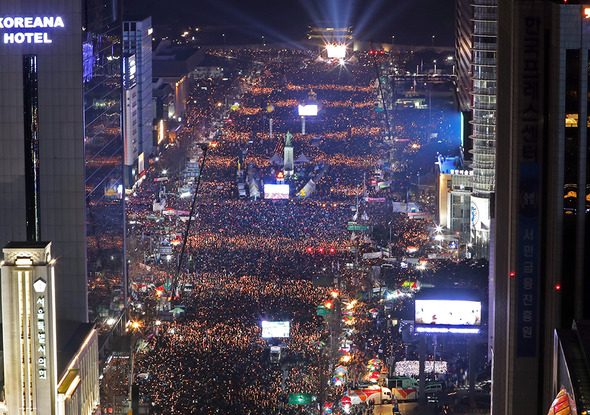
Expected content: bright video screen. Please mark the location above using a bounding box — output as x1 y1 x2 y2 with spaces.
326 44 346 59
264 184 290 199
394 361 448 377
261 321 290 338
298 104 318 116
415 300 481 326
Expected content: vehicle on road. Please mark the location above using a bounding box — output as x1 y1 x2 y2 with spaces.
269 346 281 363
424 383 443 394
387 377 419 401
347 385 394 405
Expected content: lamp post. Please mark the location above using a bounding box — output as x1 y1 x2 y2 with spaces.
222 33 225 48
431 35 435 47
392 35 395 46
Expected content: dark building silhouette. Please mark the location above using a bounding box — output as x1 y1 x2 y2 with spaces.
494 1 590 413
0 0 127 327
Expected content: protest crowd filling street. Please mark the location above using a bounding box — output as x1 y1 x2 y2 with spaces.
114 48 480 414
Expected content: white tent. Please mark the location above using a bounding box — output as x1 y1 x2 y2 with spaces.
294 154 312 165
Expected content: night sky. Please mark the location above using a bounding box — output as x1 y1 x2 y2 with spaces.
124 0 455 47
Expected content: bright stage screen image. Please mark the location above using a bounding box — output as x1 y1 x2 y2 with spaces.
415 299 481 326
261 321 290 338
326 44 346 59
264 183 290 199
298 104 318 116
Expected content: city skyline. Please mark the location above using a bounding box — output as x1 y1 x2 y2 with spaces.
124 0 456 47
1 0 589 414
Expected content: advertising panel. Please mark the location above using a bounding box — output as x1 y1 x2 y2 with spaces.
261 321 290 338
415 299 481 326
264 183 290 200
470 195 490 231
414 288 481 334
394 361 448 377
298 104 318 116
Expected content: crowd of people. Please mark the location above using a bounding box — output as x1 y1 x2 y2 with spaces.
115 47 467 414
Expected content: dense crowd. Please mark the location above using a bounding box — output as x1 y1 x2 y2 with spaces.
117 47 463 414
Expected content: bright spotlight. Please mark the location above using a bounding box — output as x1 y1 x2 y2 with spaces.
326 44 346 59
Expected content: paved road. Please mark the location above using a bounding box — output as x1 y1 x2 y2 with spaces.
373 401 489 415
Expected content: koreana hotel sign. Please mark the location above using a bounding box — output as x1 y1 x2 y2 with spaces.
0 16 64 43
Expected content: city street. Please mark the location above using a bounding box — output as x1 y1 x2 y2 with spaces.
115 46 487 414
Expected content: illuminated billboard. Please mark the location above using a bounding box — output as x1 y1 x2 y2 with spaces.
326 44 346 59
264 183 290 200
0 16 65 44
394 360 448 377
261 321 290 338
298 104 318 116
414 289 481 334
470 195 490 232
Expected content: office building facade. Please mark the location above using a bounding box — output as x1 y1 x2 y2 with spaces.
1 242 59 414
1 242 100 415
122 54 140 187
436 155 473 245
456 0 473 114
0 1 87 322
123 16 153 187
494 1 590 413
83 0 127 321
470 0 497 258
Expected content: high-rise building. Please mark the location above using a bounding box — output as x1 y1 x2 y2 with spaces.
456 0 474 163
1 242 99 415
83 0 127 322
455 0 473 115
493 1 590 413
470 0 497 258
123 16 153 187
436 155 473 246
2 242 59 413
0 1 88 322
122 54 140 187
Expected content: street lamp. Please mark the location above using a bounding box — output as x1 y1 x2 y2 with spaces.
433 60 437 75
262 35 266 47
392 35 395 46
431 35 435 47
222 33 225 48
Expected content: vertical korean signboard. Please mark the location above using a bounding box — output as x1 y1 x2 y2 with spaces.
33 277 48 380
516 14 542 358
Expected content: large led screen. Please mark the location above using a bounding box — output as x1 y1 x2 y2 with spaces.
326 44 346 59
264 184 290 200
298 104 318 116
414 299 481 334
261 321 290 338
